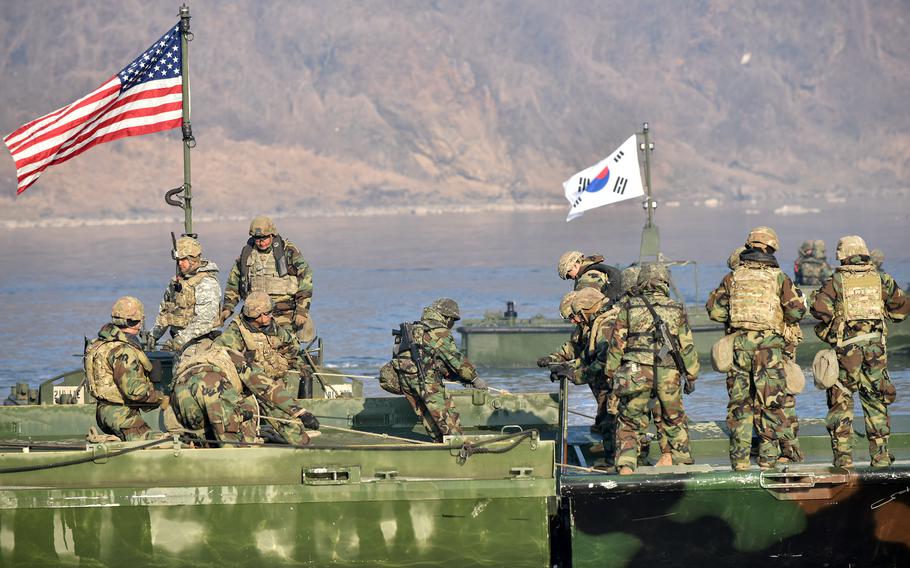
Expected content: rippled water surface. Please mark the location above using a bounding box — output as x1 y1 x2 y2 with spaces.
1 204 908 423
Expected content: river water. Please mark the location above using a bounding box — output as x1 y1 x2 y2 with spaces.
0 202 908 424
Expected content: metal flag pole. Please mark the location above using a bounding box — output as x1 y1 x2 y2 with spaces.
638 122 660 264
165 4 196 236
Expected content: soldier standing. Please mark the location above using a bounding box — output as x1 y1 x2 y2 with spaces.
536 291 581 369
793 239 833 286
385 298 487 442
222 216 315 343
215 291 306 381
811 235 909 467
84 297 167 440
558 250 621 301
151 236 221 359
707 227 806 470
171 344 320 446
606 264 699 474
869 249 885 271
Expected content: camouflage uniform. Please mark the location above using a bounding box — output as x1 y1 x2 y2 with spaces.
388 299 482 442
222 216 315 343
558 250 619 297
810 236 909 467
172 345 318 446
707 228 806 469
606 264 699 471
793 240 833 286
85 298 165 441
538 291 582 367
216 318 305 379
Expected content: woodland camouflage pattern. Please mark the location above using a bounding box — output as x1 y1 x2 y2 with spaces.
215 318 305 380
90 323 164 441
606 266 700 470
574 255 610 293
810 254 910 466
794 240 833 286
389 304 479 441
707 252 807 469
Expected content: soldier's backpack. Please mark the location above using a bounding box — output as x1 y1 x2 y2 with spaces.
783 359 806 394
812 349 840 390
711 333 736 373
378 362 404 395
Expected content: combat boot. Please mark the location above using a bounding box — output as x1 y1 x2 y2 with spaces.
732 463 750 472
655 453 673 467
618 466 634 475
833 454 853 468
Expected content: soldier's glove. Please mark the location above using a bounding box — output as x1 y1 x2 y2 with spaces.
683 378 696 395
536 356 552 368
296 410 320 430
549 363 573 383
471 378 489 390
293 310 309 329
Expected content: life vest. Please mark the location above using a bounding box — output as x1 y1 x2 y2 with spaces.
157 266 216 329
173 345 244 393
837 264 883 323
729 264 784 331
84 334 152 404
235 320 290 379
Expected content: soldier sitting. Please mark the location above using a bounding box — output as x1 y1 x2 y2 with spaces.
84 297 167 441
606 264 699 474
150 236 221 360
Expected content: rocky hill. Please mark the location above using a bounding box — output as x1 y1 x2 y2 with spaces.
1 0 908 225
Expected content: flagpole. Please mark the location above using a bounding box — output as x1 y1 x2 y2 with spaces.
179 4 195 236
638 122 660 262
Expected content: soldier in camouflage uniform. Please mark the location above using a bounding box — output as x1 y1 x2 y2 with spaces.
215 291 306 382
869 249 885 271
793 239 833 286
84 297 167 440
171 343 320 447
810 235 909 467
536 291 581 368
387 298 486 442
222 216 316 343
570 288 621 466
707 227 807 470
151 236 221 359
558 250 621 301
606 264 699 474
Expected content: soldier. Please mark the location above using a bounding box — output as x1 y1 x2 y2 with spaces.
793 239 833 286
570 288 621 467
222 216 315 343
707 227 807 470
558 250 621 302
869 249 885 271
729 246 804 464
171 344 320 447
536 291 581 369
150 236 221 360
84 297 167 440
385 298 487 442
810 235 909 467
215 291 306 381
606 264 699 474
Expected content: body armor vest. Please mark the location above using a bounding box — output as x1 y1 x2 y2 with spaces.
729 264 784 331
623 296 683 366
84 336 152 404
158 270 211 328
174 346 244 393
246 249 299 298
838 265 883 323
235 321 290 379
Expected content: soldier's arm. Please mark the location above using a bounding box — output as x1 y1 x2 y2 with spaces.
809 278 837 324
705 275 732 323
111 347 161 404
779 274 807 324
279 326 307 370
287 244 314 314
151 284 171 338
676 312 700 379
433 330 478 384
221 260 243 314
242 365 306 418
174 276 221 346
213 323 244 351
576 271 607 292
604 308 629 376
882 273 910 322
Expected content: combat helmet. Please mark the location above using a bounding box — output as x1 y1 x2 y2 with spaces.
727 246 746 270
621 266 641 294
836 235 869 261
558 251 584 280
798 240 814 258
571 287 605 317
813 240 827 258
249 215 278 237
746 226 780 252
637 262 670 288
111 296 144 326
431 298 461 321
559 291 579 319
242 291 273 318
174 236 202 259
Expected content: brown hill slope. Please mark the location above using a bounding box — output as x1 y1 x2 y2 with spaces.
1 0 908 224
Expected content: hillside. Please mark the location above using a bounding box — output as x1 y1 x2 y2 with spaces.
1 0 908 224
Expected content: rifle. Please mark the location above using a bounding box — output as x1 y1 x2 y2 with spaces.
392 323 430 394
639 295 692 390
170 232 182 292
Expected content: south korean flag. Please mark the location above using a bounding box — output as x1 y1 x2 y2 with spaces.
563 134 644 221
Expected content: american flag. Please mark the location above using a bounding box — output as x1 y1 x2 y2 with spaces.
3 24 184 195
